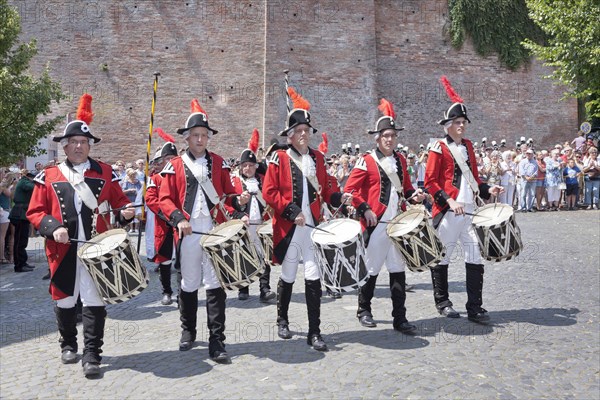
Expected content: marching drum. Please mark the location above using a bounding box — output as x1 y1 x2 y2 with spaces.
386 208 446 272
77 229 149 304
256 221 276 267
472 203 522 262
200 220 264 290
311 219 368 293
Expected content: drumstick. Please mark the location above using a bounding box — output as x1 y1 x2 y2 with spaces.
331 189 355 219
305 223 334 234
191 230 226 238
378 220 407 225
69 239 99 245
448 210 492 219
106 203 144 213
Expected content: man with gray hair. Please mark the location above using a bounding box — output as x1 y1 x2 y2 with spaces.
27 94 136 377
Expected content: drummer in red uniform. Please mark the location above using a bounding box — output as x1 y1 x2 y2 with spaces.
27 94 135 378
262 87 352 351
231 129 276 302
344 99 426 333
158 99 241 363
145 131 179 306
424 77 503 323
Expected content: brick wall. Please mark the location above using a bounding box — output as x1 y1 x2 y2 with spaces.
11 0 577 162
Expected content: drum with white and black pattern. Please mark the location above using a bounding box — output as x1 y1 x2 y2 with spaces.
201 220 264 290
77 229 149 304
311 219 368 293
256 221 276 268
386 208 446 272
472 203 522 262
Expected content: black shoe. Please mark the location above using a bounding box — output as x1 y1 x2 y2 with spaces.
394 321 417 333
238 292 249 300
307 334 328 351
210 350 230 364
23 263 35 269
259 291 276 303
468 310 490 323
161 293 173 306
82 362 101 377
61 350 78 364
359 315 377 328
15 266 34 273
326 289 342 299
405 284 415 292
278 324 292 339
439 306 460 318
179 333 196 351
42 270 51 280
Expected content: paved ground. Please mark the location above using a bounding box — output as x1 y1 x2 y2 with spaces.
1 210 599 399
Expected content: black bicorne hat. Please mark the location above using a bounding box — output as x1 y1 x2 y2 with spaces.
177 112 218 135
53 120 101 143
278 109 317 137
239 149 258 164
160 142 178 158
438 102 471 126
368 116 405 135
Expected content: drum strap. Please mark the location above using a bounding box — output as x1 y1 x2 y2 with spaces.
369 152 404 197
58 162 99 211
443 139 480 196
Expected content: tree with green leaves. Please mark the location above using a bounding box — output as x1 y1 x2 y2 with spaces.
523 0 600 119
0 0 64 166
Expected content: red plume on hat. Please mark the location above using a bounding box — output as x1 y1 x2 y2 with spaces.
154 127 175 143
318 132 328 154
440 76 464 103
191 98 208 116
287 87 311 111
248 128 260 153
76 93 94 125
378 98 396 119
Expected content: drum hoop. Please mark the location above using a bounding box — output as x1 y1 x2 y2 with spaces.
200 219 246 247
386 209 426 238
310 218 361 245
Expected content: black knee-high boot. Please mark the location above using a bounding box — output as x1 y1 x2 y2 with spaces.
206 287 228 360
276 278 294 327
178 290 198 351
389 272 407 323
390 272 415 332
430 264 452 311
259 263 272 296
55 306 78 363
465 263 485 315
357 274 378 318
305 279 322 337
81 306 106 365
159 264 173 295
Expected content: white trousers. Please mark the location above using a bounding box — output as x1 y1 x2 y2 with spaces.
56 259 104 308
437 205 482 265
280 225 320 283
366 222 406 275
180 215 221 291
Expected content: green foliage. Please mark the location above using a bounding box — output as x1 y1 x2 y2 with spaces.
0 0 64 166
449 0 546 70
523 0 600 119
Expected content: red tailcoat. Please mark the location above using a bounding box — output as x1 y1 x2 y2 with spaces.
26 159 131 300
145 173 174 263
262 147 342 264
424 136 490 226
345 149 416 233
158 150 237 244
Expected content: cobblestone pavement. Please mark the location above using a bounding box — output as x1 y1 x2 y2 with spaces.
1 210 599 399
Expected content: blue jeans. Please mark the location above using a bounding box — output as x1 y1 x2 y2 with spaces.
584 178 600 206
520 180 536 210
